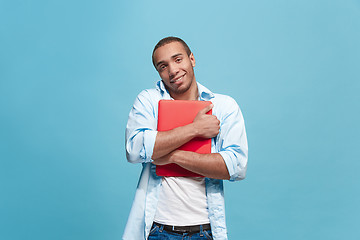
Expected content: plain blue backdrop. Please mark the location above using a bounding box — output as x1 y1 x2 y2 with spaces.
1 0 359 239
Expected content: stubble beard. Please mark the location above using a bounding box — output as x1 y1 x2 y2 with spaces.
165 75 194 96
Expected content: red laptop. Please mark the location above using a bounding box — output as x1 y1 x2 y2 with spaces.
156 100 212 177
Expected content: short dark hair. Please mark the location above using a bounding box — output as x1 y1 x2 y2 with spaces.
152 36 192 68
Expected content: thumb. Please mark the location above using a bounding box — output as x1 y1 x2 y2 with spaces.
199 103 213 114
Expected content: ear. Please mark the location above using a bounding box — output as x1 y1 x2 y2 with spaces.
189 53 196 67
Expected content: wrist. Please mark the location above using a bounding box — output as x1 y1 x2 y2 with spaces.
188 122 199 138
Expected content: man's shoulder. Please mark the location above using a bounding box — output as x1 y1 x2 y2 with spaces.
135 88 161 101
212 93 237 105
212 93 242 118
137 87 159 96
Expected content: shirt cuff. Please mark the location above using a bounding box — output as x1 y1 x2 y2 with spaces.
218 151 238 181
143 130 158 162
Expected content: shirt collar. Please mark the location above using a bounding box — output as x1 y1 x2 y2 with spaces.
156 80 215 101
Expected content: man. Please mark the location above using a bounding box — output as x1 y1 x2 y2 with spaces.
123 37 248 240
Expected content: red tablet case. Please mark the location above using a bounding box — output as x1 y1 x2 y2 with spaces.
156 100 212 177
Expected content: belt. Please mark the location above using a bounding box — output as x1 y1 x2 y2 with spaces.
152 222 211 234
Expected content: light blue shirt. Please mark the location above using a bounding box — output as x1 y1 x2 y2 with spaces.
123 80 248 240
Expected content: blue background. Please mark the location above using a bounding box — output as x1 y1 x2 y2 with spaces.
1 0 359 239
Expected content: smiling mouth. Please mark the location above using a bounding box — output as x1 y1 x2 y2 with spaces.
170 74 185 83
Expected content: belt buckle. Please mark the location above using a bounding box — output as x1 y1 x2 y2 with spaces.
173 225 188 233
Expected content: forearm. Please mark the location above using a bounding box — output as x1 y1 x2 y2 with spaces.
169 150 230 180
152 123 198 159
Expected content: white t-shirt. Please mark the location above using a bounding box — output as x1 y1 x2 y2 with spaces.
154 176 210 226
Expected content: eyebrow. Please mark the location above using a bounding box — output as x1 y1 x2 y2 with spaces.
156 53 184 68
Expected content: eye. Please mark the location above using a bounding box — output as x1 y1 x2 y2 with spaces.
175 58 182 63
159 64 167 71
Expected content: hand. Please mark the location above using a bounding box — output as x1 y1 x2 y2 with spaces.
192 104 220 139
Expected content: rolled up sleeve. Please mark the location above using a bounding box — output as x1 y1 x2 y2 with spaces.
216 97 248 181
126 90 158 164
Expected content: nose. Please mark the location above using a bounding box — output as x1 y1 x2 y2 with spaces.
168 63 179 78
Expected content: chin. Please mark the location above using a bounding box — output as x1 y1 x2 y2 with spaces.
175 83 192 94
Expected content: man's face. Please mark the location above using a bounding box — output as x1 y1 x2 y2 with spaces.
153 41 196 98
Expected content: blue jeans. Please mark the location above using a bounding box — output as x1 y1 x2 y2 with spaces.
148 223 213 240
